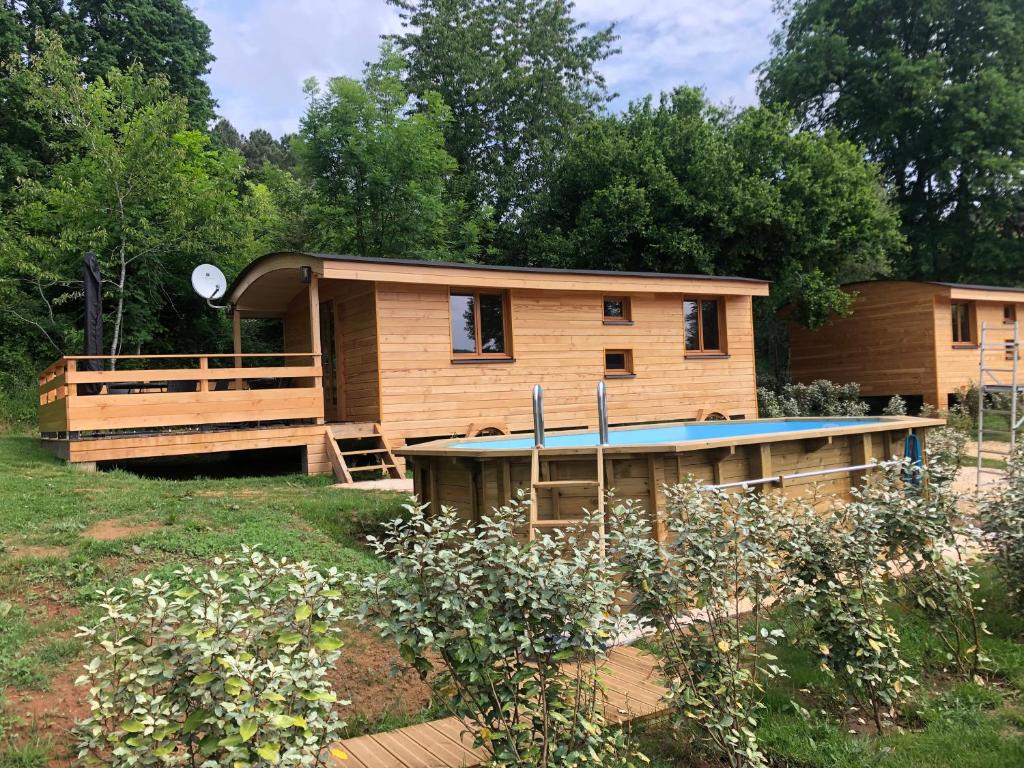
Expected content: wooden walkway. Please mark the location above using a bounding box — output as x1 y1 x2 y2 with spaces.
328 645 668 767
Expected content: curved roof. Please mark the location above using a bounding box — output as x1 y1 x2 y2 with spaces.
227 251 771 317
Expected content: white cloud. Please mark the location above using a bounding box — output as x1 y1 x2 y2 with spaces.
193 0 778 136
194 0 403 136
572 0 777 109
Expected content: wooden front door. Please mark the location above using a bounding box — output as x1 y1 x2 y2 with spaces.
319 300 340 421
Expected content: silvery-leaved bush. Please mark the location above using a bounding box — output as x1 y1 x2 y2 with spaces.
779 492 916 734
980 443 1024 610
865 459 986 677
608 485 789 768
757 380 870 418
75 547 350 767
355 497 643 768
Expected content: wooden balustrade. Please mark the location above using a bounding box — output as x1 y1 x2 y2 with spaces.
38 353 324 435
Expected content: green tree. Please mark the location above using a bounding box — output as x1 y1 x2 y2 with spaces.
759 0 1024 285
243 128 296 172
1 0 216 201
68 0 216 124
517 88 902 327
295 45 483 260
0 1 72 201
1 35 248 366
388 0 618 229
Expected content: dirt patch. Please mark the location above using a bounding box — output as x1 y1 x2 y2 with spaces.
2 543 70 560
0 623 432 762
326 622 434 725
83 518 163 541
19 589 82 624
4 667 88 767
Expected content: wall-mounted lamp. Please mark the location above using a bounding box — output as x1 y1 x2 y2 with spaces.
300 266 312 284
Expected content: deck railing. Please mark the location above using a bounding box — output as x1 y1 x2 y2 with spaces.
38 353 324 436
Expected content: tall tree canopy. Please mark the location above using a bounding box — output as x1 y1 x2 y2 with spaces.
295 46 484 260
388 0 618 229
211 120 297 172
515 88 903 327
68 0 215 124
0 0 215 200
759 0 1024 286
1 35 248 366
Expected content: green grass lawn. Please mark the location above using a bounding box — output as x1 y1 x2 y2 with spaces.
0 434 413 766
637 574 1024 768
3 433 1024 767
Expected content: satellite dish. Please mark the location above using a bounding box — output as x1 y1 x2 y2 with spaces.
191 264 227 301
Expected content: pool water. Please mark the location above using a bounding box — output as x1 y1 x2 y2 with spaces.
450 418 885 451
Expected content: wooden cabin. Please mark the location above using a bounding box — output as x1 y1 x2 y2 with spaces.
788 280 1024 410
38 253 769 480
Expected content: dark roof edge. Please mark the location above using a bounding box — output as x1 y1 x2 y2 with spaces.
227 251 771 298
927 280 1024 294
839 279 1024 294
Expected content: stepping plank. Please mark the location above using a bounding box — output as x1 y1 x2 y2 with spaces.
600 659 669 698
321 744 371 768
326 646 670 766
370 731 441 768
608 645 661 670
408 722 481 766
342 735 411 768
598 675 666 709
427 718 490 761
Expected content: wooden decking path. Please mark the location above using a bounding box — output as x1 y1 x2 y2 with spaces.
328 645 668 767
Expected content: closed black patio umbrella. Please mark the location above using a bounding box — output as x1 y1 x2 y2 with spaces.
80 252 103 395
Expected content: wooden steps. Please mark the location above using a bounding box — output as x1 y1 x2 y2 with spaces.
325 423 402 484
327 645 666 767
527 446 606 550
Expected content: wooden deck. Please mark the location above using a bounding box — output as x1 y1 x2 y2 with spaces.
328 645 667 768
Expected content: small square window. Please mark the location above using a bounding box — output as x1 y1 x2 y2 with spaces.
604 349 634 377
603 296 632 323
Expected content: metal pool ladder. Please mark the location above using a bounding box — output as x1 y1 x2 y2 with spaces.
527 383 607 551
977 320 1022 489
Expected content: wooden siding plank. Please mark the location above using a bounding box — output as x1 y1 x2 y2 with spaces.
374 284 758 441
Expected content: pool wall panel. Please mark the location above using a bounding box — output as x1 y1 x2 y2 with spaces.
411 426 927 530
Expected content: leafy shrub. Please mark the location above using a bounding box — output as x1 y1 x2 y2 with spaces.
356 498 641 767
882 395 907 416
75 547 349 767
979 443 1024 610
780 493 916 733
867 461 985 676
608 486 788 768
757 380 870 418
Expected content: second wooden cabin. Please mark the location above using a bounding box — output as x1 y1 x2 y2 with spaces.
788 280 1024 410
40 253 770 479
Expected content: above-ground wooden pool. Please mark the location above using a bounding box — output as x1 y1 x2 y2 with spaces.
398 416 945 536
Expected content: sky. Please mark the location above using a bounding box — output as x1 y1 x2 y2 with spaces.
192 0 779 138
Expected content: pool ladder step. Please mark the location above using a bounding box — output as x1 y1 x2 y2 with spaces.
528 445 606 554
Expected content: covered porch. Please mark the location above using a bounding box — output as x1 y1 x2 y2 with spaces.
37 257 397 480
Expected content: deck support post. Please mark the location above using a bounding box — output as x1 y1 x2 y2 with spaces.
850 434 875 490
232 309 243 390
750 443 773 493
710 445 736 484
308 274 324 425
648 454 667 543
